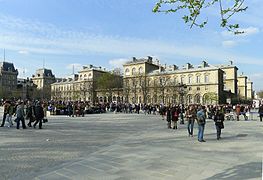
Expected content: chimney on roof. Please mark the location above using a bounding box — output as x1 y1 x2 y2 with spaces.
147 56 153 64
148 56 153 61
186 63 192 69
171 65 178 71
229 60 233 65
89 64 93 69
202 61 208 68
132 57 136 61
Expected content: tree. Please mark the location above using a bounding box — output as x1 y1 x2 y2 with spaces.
256 90 263 99
157 76 171 104
97 73 122 102
153 0 247 34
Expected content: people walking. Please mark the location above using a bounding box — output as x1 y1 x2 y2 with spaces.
213 106 225 140
16 101 26 129
196 106 206 142
33 101 44 129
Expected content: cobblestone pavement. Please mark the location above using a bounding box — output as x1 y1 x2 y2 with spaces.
0 111 262 180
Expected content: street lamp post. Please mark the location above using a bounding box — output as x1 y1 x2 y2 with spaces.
177 83 187 124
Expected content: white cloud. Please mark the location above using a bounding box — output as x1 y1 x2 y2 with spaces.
222 27 260 37
239 27 260 36
109 58 129 68
222 40 237 48
18 50 29 55
0 14 263 68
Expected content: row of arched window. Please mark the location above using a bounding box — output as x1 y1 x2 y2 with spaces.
125 67 144 76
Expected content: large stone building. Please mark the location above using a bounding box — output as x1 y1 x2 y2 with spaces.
51 57 254 105
0 61 18 98
32 68 56 99
123 57 226 104
51 65 123 103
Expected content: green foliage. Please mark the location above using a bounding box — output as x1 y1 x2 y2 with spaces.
256 90 263 99
97 73 122 91
153 0 247 34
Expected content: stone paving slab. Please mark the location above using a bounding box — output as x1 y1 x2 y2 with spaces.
0 109 262 180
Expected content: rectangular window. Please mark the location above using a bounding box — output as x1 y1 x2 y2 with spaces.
188 77 192 84
181 77 184 83
205 75 209 83
196 76 200 83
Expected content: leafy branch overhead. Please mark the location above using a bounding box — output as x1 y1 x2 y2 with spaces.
153 0 248 34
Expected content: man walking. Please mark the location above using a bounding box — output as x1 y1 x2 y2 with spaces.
16 101 26 129
258 104 263 122
197 106 206 142
33 101 44 129
0 101 10 127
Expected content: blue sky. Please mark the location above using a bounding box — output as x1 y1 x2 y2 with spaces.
0 0 262 91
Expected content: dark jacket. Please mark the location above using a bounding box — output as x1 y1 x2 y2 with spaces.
166 108 172 122
214 111 224 128
34 105 44 120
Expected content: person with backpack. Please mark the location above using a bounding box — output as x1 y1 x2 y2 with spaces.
196 106 206 142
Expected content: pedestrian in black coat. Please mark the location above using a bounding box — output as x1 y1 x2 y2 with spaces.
33 102 44 129
213 107 225 140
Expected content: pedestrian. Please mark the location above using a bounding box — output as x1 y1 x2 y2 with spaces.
33 101 44 129
235 104 241 121
0 101 10 127
196 106 206 142
258 104 263 122
171 105 179 129
6 102 14 128
16 101 26 129
25 101 35 127
186 105 196 137
179 104 185 124
166 106 172 129
213 106 225 140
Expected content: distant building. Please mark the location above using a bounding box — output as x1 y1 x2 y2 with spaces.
0 61 18 99
32 68 56 99
51 57 254 105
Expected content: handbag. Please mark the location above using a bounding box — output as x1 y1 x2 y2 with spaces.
43 118 48 123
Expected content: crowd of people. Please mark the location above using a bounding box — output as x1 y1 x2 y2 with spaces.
1 99 263 141
0 100 47 129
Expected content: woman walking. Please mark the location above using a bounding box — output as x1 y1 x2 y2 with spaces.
213 106 225 140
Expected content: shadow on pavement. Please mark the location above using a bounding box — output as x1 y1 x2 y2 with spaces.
205 162 262 180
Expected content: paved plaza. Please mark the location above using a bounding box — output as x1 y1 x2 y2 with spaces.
0 110 262 180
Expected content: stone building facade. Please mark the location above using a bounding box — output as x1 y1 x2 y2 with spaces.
51 65 123 103
51 57 254 105
32 68 56 99
123 57 226 105
0 61 18 98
